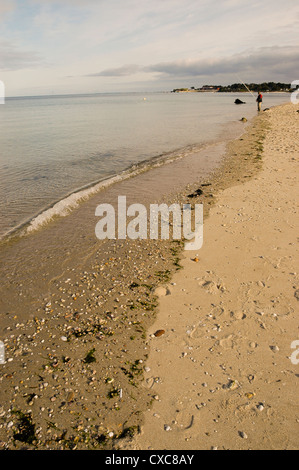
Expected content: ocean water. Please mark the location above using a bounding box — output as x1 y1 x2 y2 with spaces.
0 91 289 239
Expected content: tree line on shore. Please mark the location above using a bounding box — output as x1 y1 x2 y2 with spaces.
217 82 293 92
172 82 297 93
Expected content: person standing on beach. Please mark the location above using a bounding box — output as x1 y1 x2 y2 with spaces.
256 91 263 111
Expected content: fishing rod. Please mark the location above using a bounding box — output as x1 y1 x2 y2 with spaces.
236 75 256 100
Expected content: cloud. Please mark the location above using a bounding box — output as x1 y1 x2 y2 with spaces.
87 46 299 83
149 46 299 80
87 64 141 77
3 1 299 95
0 41 42 71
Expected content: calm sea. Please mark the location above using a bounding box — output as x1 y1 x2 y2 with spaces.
0 91 289 238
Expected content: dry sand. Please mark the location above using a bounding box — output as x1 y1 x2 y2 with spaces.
126 102 299 450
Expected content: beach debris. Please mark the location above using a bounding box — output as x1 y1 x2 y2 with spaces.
234 99 246 105
154 329 165 337
245 392 256 400
187 188 203 198
240 117 247 122
193 257 199 262
12 411 37 445
225 379 239 391
67 391 75 403
83 348 96 364
185 415 195 430
105 377 114 384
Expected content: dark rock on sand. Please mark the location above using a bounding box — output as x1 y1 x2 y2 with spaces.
187 188 203 198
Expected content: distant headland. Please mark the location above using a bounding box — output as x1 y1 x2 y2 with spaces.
172 82 295 93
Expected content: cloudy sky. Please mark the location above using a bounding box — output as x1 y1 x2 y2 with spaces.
0 0 298 96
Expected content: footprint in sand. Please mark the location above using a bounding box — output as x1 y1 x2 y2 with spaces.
198 279 226 295
154 286 172 297
218 334 236 349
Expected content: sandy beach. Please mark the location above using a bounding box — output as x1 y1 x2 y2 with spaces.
126 102 299 450
0 101 298 450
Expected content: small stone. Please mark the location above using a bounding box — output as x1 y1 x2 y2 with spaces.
164 425 171 432
154 329 165 337
270 345 279 352
257 404 264 411
239 431 248 439
61 336 68 342
67 391 75 403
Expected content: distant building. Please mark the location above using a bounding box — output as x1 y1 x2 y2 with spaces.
198 85 220 92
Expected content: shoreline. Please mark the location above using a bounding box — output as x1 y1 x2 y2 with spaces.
0 102 296 450
1 92 288 242
0 112 248 244
126 102 299 450
0 139 224 244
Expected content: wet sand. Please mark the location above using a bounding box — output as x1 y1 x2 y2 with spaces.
1 104 297 449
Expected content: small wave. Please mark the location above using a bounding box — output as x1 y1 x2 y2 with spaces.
1 142 207 242
26 173 125 234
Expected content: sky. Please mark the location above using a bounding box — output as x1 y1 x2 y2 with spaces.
0 0 298 96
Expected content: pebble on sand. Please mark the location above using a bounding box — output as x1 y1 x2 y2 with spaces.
154 329 166 337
